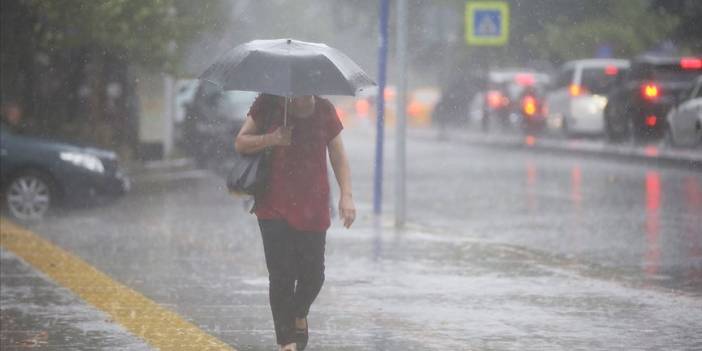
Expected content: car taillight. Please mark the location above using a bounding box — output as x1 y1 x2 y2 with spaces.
355 99 370 117
641 82 660 101
407 100 423 118
522 95 537 117
569 84 588 97
646 115 657 127
486 90 508 109
605 65 619 76
680 57 702 70
515 73 535 86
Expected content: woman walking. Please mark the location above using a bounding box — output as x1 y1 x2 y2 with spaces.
235 94 356 351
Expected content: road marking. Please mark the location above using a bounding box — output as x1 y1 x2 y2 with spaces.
0 218 236 351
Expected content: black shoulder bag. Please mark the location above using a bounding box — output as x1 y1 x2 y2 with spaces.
226 108 272 198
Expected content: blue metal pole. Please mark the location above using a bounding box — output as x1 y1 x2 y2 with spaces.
374 0 389 215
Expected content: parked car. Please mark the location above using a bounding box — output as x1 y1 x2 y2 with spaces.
604 55 701 142
545 58 630 136
477 68 551 132
181 82 258 166
0 123 129 220
665 75 702 148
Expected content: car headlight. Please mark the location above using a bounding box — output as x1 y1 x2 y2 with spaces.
60 152 105 173
594 95 608 109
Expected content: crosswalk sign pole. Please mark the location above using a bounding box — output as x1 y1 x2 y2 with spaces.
373 0 389 216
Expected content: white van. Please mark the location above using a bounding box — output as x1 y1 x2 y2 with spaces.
545 59 630 136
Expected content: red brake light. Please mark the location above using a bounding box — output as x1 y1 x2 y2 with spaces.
515 73 535 86
605 65 619 76
355 99 370 117
407 100 423 117
486 90 508 109
525 135 536 146
680 57 702 70
645 115 657 127
522 96 537 116
641 83 660 101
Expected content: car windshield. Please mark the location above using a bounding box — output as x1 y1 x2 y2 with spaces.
580 67 625 94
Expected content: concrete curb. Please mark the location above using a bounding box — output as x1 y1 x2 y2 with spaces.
411 129 702 171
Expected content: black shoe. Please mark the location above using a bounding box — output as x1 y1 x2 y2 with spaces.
295 318 308 351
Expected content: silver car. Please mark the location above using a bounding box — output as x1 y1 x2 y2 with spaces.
545 59 630 136
665 75 702 148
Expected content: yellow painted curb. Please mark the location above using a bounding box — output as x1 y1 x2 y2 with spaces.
0 218 235 351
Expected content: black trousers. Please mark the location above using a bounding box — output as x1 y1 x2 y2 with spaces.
258 219 326 345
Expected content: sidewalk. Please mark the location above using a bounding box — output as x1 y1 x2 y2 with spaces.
410 127 702 170
0 248 152 350
5 213 701 350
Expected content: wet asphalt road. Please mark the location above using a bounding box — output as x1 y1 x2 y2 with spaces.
3 127 702 350
359 128 702 293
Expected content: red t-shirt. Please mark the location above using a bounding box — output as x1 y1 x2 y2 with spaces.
249 95 343 232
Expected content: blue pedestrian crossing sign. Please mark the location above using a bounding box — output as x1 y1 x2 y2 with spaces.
465 1 509 46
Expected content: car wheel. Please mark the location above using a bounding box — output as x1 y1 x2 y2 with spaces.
664 125 678 148
4 170 54 221
606 112 629 143
604 107 620 142
626 118 641 143
629 117 643 144
562 115 571 138
605 122 618 142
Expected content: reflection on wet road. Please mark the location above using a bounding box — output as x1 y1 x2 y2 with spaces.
351 129 702 295
645 171 661 279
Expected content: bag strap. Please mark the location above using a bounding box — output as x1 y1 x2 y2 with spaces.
258 97 275 157
258 96 272 134
250 96 275 214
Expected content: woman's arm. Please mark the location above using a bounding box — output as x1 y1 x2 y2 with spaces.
235 116 292 154
328 133 355 228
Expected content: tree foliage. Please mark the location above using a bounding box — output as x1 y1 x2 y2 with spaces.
651 0 702 53
22 0 226 72
523 0 679 62
0 0 226 152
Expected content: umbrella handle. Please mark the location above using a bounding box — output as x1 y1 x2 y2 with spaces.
283 98 288 127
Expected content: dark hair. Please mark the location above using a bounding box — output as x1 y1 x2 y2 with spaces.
248 94 283 124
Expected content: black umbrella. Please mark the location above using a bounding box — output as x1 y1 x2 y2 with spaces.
199 39 376 125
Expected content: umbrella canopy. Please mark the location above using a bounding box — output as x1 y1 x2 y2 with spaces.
199 39 376 97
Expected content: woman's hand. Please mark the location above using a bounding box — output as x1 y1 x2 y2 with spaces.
236 118 294 154
339 194 356 228
269 125 294 146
